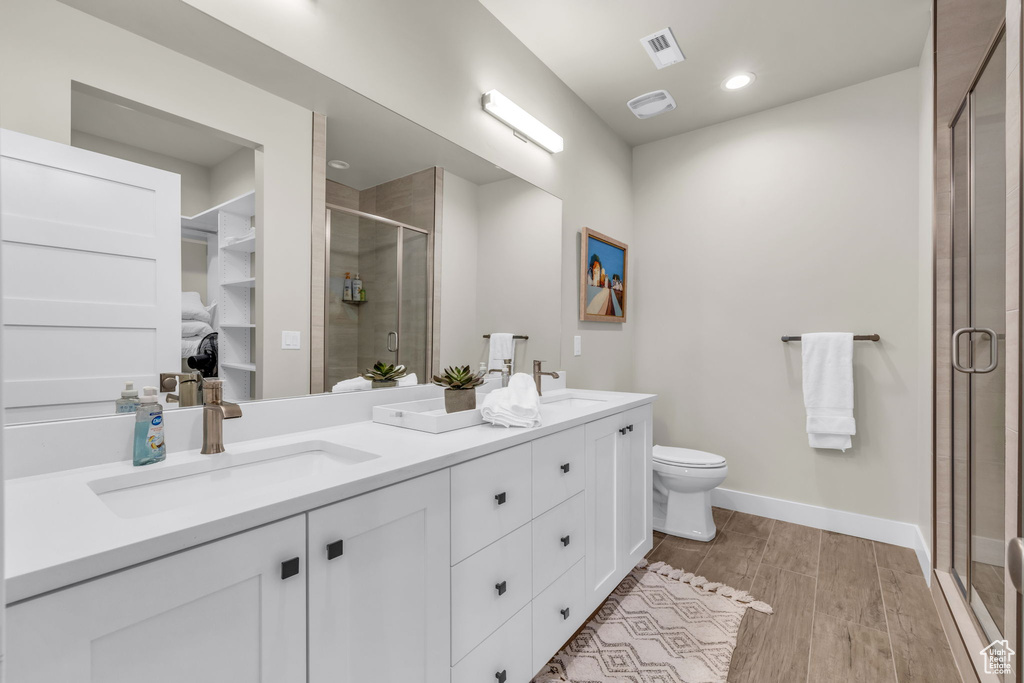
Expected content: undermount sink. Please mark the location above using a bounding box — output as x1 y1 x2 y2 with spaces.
89 441 378 518
540 392 608 409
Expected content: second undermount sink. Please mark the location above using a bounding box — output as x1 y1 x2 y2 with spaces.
540 392 608 409
89 441 378 519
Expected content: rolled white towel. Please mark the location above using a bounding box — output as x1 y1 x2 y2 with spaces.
332 376 371 393
481 373 541 428
399 373 418 386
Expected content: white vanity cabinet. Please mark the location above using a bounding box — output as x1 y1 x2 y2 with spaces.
584 404 654 611
307 470 450 683
6 516 307 683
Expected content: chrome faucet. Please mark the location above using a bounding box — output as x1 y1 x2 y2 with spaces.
201 378 242 454
532 360 559 396
488 359 513 387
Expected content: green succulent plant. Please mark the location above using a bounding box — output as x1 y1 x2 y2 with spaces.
432 365 485 391
361 361 408 382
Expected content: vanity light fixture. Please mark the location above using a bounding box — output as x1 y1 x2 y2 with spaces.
328 159 350 170
721 72 756 91
481 90 564 154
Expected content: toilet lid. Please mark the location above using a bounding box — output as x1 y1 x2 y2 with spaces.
653 445 726 469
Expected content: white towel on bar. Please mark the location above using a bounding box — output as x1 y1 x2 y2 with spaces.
488 333 515 372
801 333 856 451
481 373 541 428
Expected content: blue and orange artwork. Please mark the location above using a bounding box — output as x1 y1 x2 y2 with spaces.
585 234 625 318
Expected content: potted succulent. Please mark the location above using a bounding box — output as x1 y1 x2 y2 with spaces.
432 365 485 413
362 361 407 388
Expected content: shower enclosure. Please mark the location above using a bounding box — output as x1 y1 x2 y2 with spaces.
323 204 431 389
949 30 1007 643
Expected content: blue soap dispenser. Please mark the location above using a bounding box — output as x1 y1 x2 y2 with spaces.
133 386 166 466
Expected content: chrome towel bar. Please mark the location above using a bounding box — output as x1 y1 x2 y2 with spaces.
781 334 880 342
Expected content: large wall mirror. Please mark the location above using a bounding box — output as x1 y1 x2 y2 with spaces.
0 2 563 424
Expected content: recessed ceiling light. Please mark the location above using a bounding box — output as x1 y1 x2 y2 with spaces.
328 159 350 170
722 73 755 91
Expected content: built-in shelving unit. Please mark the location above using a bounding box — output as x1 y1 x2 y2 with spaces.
181 191 257 403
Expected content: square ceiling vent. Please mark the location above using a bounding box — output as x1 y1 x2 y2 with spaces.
641 28 685 69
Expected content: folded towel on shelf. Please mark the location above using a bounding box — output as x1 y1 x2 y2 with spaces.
182 291 215 325
182 320 215 338
488 333 515 372
332 372 418 393
801 332 856 451
481 373 541 428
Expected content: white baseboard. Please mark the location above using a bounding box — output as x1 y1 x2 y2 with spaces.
710 488 932 585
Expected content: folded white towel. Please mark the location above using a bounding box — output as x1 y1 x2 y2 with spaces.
802 333 855 451
332 372 418 393
488 333 515 372
481 373 541 428
182 320 215 338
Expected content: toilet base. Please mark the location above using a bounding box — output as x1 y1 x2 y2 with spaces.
653 489 717 542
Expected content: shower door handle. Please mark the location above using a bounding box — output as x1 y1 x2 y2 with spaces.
973 327 998 373
1009 538 1024 594
951 327 973 373
387 331 399 352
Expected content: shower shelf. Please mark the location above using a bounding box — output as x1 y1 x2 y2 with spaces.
343 300 367 305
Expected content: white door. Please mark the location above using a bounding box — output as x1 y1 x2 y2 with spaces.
6 516 306 683
584 413 625 611
0 129 180 422
622 405 654 567
307 470 450 683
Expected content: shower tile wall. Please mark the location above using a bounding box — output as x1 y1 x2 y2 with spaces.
326 181 360 388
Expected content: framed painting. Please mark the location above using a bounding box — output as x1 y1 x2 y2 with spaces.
580 228 627 323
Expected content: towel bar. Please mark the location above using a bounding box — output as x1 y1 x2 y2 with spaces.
483 334 529 340
781 334 880 342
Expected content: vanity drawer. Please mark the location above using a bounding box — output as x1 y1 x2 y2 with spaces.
451 443 532 564
451 522 533 663
532 491 585 595
532 559 586 674
451 604 532 683
531 426 585 516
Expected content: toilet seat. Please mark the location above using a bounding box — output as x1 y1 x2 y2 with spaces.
653 445 726 469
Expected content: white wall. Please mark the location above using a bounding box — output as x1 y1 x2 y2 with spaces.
0 0 312 399
633 68 926 526
439 172 480 369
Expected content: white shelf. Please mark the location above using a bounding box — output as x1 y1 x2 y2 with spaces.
221 235 256 253
220 323 256 329
222 278 256 288
180 191 256 232
221 362 256 372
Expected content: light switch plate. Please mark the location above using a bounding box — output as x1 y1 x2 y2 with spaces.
574 335 582 356
282 331 301 350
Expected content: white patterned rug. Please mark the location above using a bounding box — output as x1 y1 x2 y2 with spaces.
532 560 773 683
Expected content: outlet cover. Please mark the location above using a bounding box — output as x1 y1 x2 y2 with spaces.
282 331 301 350
574 336 582 356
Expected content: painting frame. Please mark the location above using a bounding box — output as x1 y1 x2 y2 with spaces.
579 227 628 323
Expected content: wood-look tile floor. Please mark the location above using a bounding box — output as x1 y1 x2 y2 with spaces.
646 509 963 683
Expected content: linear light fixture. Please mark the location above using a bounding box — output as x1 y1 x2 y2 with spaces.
481 90 564 154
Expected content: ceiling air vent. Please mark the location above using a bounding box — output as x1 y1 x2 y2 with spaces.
627 90 676 119
641 28 685 69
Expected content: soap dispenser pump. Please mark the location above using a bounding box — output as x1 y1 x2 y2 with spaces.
133 386 166 466
115 381 141 414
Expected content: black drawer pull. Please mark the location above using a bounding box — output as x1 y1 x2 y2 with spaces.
619 427 628 435
495 492 507 505
280 557 300 580
627 424 634 432
496 670 507 683
327 539 344 560
561 535 571 547
496 580 507 596
561 607 570 620
560 462 570 473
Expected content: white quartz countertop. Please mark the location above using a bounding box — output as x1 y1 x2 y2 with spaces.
5 389 654 603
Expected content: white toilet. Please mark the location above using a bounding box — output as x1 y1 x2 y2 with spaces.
652 445 728 542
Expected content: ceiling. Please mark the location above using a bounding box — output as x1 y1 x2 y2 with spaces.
479 0 931 146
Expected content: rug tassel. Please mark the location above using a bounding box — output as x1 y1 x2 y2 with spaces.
638 560 773 614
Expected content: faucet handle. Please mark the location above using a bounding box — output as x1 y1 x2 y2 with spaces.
203 378 224 404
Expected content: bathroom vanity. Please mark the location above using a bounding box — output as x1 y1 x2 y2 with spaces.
4 387 654 683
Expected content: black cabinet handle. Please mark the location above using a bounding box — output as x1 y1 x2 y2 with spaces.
496 580 507 596
627 424 634 432
561 607 570 620
560 462 570 473
327 539 344 560
619 427 628 435
280 557 300 580
495 670 507 683
561 535 571 547
495 492 507 505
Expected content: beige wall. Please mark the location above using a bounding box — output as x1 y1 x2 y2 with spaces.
439 173 481 370
181 238 209 304
177 0 634 390
209 146 255 209
0 0 313 399
633 69 926 525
